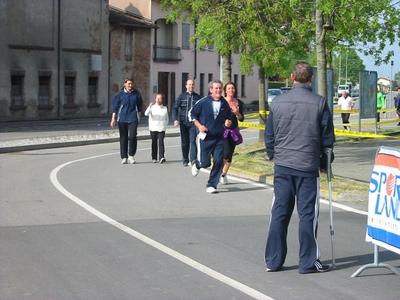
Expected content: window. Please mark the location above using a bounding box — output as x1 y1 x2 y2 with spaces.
38 76 51 106
125 29 134 61
64 76 76 105
208 73 213 84
200 73 205 97
182 23 190 49
241 75 246 97
11 75 24 107
88 77 98 105
182 72 189 92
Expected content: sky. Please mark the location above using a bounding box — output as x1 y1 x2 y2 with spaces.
360 44 400 79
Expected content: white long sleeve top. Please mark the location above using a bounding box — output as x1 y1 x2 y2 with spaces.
144 104 169 132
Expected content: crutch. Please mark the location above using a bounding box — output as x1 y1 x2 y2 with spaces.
325 148 336 269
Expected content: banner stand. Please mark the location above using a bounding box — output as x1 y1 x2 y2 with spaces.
351 244 400 277
351 146 400 277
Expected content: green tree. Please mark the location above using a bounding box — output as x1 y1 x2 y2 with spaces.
333 49 365 85
159 0 313 141
290 0 400 97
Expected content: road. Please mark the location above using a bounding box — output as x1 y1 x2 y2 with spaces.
1 129 400 300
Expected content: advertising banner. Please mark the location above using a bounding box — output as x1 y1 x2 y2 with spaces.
366 146 400 255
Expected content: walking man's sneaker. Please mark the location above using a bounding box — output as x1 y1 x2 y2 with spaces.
128 156 136 164
220 175 229 185
160 157 166 164
121 158 128 164
191 162 199 177
206 187 218 194
312 260 330 273
152 159 157 163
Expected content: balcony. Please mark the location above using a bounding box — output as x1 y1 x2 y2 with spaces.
153 45 181 63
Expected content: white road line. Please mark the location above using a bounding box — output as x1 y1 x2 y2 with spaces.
50 153 274 300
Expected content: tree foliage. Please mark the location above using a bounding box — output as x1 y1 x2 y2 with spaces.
159 0 400 98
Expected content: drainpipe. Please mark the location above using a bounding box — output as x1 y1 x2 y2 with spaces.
108 25 121 114
193 18 198 80
57 0 61 119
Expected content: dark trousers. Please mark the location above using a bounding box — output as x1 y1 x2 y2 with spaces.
223 134 237 163
341 113 350 129
376 107 381 123
150 131 166 160
265 173 320 273
179 122 197 164
194 135 224 189
118 121 138 159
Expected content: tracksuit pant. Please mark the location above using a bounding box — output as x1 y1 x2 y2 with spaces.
118 121 138 159
194 134 224 189
265 173 321 274
179 122 197 164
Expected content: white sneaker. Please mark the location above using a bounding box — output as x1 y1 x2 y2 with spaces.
191 163 199 177
128 156 136 164
152 159 157 163
121 158 128 164
220 176 229 185
160 158 166 164
206 187 218 194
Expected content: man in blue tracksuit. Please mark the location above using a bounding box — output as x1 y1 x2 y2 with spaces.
190 79 232 194
110 78 143 164
172 79 201 166
264 62 335 274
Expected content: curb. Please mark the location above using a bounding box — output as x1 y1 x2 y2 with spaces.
228 168 368 202
0 131 180 154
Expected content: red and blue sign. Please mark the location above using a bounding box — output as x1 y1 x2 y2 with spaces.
367 147 400 254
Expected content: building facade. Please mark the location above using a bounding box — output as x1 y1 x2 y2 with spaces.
0 0 110 121
0 0 261 122
110 0 260 112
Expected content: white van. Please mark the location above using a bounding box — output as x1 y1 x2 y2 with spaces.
337 85 350 97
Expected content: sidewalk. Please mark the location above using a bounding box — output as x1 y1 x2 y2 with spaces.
0 117 180 153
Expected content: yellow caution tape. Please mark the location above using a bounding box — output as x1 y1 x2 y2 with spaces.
334 128 400 139
239 121 266 130
333 108 396 114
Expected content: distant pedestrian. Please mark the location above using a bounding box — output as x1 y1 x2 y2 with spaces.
393 87 400 126
189 79 232 194
110 78 143 164
220 81 244 185
264 62 335 274
172 79 201 166
337 91 354 130
376 89 386 127
144 93 169 163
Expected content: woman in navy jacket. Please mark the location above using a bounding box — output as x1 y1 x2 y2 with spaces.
110 78 143 164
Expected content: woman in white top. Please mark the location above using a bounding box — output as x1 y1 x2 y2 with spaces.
144 93 169 163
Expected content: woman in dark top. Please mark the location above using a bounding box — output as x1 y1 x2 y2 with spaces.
220 81 245 185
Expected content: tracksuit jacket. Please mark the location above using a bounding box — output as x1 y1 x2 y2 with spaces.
190 95 232 138
112 88 143 123
172 92 201 125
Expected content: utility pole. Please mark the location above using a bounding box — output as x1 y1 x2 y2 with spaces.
345 50 348 84
390 60 394 98
338 54 341 85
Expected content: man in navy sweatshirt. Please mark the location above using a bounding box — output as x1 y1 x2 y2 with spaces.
189 79 232 194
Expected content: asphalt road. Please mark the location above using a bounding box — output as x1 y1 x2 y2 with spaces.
1 129 400 300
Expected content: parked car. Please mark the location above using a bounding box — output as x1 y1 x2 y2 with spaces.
280 87 292 93
267 88 283 104
350 88 359 97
